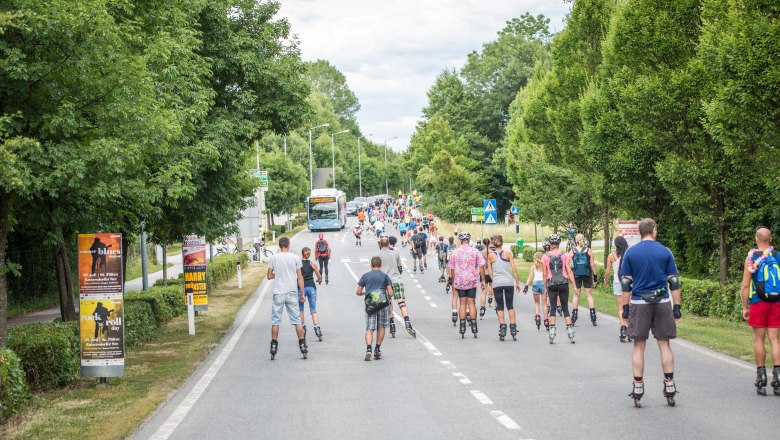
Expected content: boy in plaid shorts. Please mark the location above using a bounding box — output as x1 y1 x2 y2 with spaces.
379 237 416 338
356 256 395 361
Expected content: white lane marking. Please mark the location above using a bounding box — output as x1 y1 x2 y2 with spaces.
341 233 346 243
470 391 494 405
440 360 456 369
149 282 271 440
359 258 369 263
490 411 521 430
401 258 408 262
409 274 415 279
429 303 438 308
420 289 426 294
340 258 350 263
344 262 360 282
421 339 442 356
424 296 431 301
453 372 472 384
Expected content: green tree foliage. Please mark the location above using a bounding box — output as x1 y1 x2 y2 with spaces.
261 150 308 216
305 60 361 129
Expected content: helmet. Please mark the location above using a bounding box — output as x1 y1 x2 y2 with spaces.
549 234 561 244
459 232 471 242
542 241 551 251
318 233 324 239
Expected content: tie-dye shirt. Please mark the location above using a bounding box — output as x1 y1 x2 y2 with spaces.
447 245 486 290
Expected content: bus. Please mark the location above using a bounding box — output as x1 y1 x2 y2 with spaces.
307 188 347 231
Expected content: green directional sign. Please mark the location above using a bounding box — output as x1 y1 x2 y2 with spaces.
254 170 269 188
471 207 484 215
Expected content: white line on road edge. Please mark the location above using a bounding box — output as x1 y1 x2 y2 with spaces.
453 372 472 384
429 303 438 308
490 411 521 430
470 391 494 405
440 360 456 369
149 282 271 440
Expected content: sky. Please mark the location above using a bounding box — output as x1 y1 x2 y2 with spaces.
278 0 571 151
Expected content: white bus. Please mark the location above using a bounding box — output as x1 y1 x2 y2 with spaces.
307 188 347 231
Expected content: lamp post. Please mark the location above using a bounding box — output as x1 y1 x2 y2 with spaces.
331 129 349 189
383 136 397 195
357 134 373 198
308 123 330 191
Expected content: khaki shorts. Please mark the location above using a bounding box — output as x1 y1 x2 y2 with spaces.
627 302 677 340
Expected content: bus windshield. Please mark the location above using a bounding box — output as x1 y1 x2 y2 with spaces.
309 201 337 220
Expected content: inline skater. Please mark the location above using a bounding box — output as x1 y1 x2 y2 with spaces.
740 226 780 396
541 238 561 317
353 222 364 246
435 236 450 283
487 235 522 341
357 208 366 226
379 237 416 338
411 228 427 273
620 218 682 407
299 247 323 342
479 237 494 318
524 252 549 331
373 218 385 238
448 232 486 338
398 219 408 246
356 256 395 361
267 237 307 360
569 233 598 326
314 233 331 284
604 236 630 342
542 234 577 344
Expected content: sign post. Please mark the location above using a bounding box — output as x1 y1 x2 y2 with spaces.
78 233 125 381
186 288 195 335
183 235 208 311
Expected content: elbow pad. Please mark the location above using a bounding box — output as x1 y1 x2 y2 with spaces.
668 275 680 291
620 276 633 293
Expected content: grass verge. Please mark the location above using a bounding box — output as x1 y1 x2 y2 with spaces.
0 263 266 439
124 256 170 282
8 293 62 318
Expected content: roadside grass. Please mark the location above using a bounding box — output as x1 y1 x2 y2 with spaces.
124 256 171 281
274 224 306 245
0 263 266 440
8 292 63 318
165 243 182 256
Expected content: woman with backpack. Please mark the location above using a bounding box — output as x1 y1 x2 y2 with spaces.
542 234 578 344
314 233 331 284
487 235 522 341
569 233 598 326
604 236 630 342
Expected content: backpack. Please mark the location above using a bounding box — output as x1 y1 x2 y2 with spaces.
413 234 426 248
572 246 591 278
547 252 567 286
437 243 448 261
316 240 328 256
753 250 780 302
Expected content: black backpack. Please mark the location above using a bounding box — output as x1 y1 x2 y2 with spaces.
548 253 567 286
413 234 426 248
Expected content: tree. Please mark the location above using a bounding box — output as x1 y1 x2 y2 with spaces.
262 150 308 216
305 60 361 129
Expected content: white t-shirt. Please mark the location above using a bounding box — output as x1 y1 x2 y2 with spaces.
269 251 301 295
374 221 384 231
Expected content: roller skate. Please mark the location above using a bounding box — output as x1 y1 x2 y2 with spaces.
663 379 677 406
509 323 518 341
488 295 494 308
404 318 416 338
590 308 597 326
452 311 457 326
446 284 451 295
566 324 575 343
299 339 308 360
325 276 329 285
364 347 372 361
544 317 550 332
459 320 467 339
471 319 478 338
498 324 507 341
314 325 323 342
438 275 445 283
629 381 644 408
571 308 578 325
389 317 397 338
548 325 556 344
479 306 486 319
270 339 278 360
414 266 417 273
534 314 541 331
619 325 627 343
772 366 780 396
756 367 768 396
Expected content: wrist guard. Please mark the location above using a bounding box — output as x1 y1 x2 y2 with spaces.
673 304 682 319
622 304 630 319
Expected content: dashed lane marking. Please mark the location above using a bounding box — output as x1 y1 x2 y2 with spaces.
440 361 456 369
429 303 438 308
424 296 431 301
490 411 521 430
453 372 472 384
470 391 494 405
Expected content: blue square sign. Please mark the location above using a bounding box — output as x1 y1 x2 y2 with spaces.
483 199 497 225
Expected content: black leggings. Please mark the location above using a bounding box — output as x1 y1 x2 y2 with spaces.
318 257 329 277
493 286 514 311
547 284 570 318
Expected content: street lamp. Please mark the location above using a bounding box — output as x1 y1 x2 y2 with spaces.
308 123 330 191
383 136 397 195
331 129 349 189
357 134 373 198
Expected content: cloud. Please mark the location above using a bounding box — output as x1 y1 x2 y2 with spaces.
279 0 571 150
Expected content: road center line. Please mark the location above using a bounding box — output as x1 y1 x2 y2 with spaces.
490 411 521 430
470 391 494 405
453 372 472 384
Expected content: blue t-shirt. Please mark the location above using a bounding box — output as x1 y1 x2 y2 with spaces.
358 270 392 294
619 240 678 297
409 221 417 230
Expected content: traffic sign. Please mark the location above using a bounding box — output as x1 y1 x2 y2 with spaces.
510 206 519 215
471 215 484 222
483 199 497 225
471 207 484 215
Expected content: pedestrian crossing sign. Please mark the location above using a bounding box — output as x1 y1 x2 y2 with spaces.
483 199 497 224
485 213 496 224
484 201 496 213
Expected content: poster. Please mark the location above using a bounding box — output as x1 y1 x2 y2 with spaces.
78 233 124 377
183 235 208 311
618 221 641 248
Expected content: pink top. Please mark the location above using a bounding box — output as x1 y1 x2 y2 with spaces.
447 245 486 290
541 250 570 281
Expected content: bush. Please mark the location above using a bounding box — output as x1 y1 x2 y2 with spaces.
510 245 521 258
680 277 717 317
292 215 307 227
125 285 184 326
0 349 30 420
7 322 79 390
207 253 246 290
522 248 535 262
153 277 184 287
125 300 157 347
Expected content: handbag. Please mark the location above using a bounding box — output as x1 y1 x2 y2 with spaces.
365 289 390 315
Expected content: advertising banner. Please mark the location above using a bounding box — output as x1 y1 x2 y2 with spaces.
78 233 124 377
183 235 208 311
618 221 641 248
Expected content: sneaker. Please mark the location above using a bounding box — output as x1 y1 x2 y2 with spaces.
364 350 372 361
373 347 382 360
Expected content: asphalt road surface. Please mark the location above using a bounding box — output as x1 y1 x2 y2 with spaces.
132 218 778 440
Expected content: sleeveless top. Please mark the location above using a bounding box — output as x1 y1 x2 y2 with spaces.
533 267 544 283
491 250 514 287
612 256 621 283
301 259 316 288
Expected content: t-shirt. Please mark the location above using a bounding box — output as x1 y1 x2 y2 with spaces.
379 248 402 283
374 221 384 231
541 250 571 281
358 269 392 295
620 240 678 299
436 242 449 260
447 245 486 290
269 251 301 295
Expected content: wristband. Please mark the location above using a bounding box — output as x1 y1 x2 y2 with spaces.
622 304 630 319
673 304 682 319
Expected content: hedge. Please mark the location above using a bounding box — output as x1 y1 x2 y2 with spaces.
7 322 80 390
522 248 535 262
680 277 742 322
125 300 157 348
0 349 30 420
125 285 183 326
207 253 246 291
153 277 184 287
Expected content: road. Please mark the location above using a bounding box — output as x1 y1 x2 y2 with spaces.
132 218 777 440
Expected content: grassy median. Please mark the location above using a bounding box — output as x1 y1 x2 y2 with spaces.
0 263 266 440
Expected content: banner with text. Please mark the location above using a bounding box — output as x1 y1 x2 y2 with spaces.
78 233 125 377
183 235 208 311
618 221 641 248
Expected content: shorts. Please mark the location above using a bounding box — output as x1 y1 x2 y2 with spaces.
298 286 317 313
366 305 391 330
457 288 478 299
438 259 446 270
532 281 544 295
272 292 302 326
748 301 780 328
627 302 677 340
612 281 622 296
413 248 424 259
574 275 593 289
391 282 405 300
421 246 428 256
493 286 515 311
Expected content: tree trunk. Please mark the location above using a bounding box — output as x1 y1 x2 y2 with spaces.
59 230 77 321
162 243 168 285
121 232 129 282
717 195 729 285
0 192 9 347
53 239 76 321
603 206 610 268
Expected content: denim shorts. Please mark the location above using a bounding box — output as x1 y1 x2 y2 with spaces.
298 286 317 313
532 281 545 294
271 292 302 326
